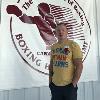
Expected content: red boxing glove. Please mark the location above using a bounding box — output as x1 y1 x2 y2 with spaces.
6 5 22 17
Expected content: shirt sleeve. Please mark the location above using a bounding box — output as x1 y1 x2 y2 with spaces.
72 41 83 59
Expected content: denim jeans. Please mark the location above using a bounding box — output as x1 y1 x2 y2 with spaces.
49 82 78 100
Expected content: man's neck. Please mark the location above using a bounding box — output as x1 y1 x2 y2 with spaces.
58 38 68 43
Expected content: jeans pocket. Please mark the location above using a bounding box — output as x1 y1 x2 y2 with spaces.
49 83 52 88
70 83 78 90
49 82 54 89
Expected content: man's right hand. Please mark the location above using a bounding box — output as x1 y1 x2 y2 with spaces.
49 76 52 84
6 5 22 17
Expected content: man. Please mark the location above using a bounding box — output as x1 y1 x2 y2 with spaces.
49 22 83 100
6 3 57 46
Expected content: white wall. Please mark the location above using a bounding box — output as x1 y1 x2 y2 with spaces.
0 0 100 100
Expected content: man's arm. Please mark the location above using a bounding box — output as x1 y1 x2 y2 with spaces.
6 5 35 24
49 59 53 84
19 14 35 24
72 58 83 87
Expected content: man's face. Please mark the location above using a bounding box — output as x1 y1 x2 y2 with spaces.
38 4 50 17
55 24 68 41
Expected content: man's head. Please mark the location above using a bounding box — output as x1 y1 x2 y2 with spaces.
38 3 50 18
55 22 68 41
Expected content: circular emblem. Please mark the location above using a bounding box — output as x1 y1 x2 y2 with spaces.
7 0 91 75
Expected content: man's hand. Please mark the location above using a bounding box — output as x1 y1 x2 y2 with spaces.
49 76 52 84
72 82 77 87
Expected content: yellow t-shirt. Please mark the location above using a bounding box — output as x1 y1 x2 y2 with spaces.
50 40 83 86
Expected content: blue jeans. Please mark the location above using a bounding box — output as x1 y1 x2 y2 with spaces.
49 82 78 100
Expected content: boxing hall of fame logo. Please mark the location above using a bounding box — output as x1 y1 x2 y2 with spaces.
6 0 91 75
